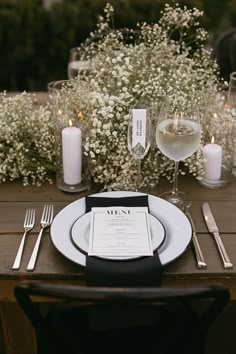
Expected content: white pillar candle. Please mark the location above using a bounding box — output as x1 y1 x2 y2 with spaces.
62 120 82 185
202 137 222 181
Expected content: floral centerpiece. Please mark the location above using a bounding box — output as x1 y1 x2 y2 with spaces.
77 2 228 190
0 2 231 189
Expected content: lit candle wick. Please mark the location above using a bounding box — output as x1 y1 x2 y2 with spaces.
78 111 83 119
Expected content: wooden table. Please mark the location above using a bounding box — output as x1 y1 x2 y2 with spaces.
1 176 236 354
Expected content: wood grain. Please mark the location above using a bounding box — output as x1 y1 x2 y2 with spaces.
1 177 236 300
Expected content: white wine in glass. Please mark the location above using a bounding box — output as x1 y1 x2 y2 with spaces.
156 101 201 208
67 47 91 79
127 106 151 191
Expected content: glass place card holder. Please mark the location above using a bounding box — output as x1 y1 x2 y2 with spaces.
51 79 91 193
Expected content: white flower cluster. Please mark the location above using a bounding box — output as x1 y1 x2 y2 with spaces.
1 3 229 190
0 92 56 185
78 2 228 190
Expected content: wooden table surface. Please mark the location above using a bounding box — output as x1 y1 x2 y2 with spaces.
1 173 236 354
1 175 236 298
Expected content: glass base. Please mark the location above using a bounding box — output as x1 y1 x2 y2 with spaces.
57 174 90 193
159 190 190 210
199 176 231 189
148 177 157 188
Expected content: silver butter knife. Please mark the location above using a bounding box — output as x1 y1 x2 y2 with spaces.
202 202 233 269
186 211 207 269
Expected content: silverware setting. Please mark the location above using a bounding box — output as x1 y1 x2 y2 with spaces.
12 204 53 271
186 211 207 269
179 201 207 269
12 208 36 270
27 204 54 272
202 202 233 269
13 202 233 271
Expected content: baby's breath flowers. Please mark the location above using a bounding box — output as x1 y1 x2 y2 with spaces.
78 2 229 190
0 3 230 189
0 92 56 185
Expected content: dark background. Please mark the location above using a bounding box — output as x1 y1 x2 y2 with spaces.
0 0 235 91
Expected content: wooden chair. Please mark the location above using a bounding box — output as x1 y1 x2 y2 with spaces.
14 281 230 354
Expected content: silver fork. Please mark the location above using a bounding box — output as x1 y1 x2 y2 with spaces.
12 209 35 270
26 204 54 271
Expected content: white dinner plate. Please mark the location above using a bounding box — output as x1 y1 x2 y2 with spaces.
50 191 192 266
70 212 166 260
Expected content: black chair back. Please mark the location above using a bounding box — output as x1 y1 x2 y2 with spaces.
15 281 230 354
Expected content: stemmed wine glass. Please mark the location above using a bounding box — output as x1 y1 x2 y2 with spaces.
228 71 236 116
156 100 201 208
227 71 236 171
67 47 92 79
127 105 151 191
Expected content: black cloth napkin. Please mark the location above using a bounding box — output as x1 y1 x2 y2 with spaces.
85 195 150 213
85 195 162 287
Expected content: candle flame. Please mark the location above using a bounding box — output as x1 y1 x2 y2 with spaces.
69 119 73 128
78 111 83 120
213 113 217 119
211 136 214 144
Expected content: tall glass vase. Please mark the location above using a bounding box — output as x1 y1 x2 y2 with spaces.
50 79 91 193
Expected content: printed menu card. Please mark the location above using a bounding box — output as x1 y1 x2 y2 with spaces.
88 207 153 257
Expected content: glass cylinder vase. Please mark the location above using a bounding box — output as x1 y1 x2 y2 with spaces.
51 79 91 193
199 106 234 188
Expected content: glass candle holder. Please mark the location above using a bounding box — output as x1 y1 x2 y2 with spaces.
51 79 91 193
199 107 234 188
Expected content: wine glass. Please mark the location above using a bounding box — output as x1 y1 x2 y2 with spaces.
228 71 236 117
127 105 151 191
156 100 201 208
227 71 236 172
67 47 91 79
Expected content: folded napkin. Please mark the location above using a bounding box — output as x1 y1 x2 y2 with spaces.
85 195 162 287
85 195 150 213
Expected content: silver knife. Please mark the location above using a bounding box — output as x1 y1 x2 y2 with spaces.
202 202 233 269
186 211 207 269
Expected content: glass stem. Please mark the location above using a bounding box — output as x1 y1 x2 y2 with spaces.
136 159 142 191
172 161 179 196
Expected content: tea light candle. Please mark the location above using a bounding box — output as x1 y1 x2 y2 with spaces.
62 119 82 185
202 136 222 181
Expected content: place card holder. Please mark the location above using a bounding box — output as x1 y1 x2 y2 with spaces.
51 79 91 193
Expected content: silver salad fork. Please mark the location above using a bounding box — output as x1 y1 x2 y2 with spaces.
27 204 54 271
12 208 35 270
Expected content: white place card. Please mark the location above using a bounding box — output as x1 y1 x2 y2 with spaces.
131 109 147 149
88 207 153 257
